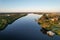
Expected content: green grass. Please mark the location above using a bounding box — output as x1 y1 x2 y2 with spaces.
0 13 27 30
38 14 60 35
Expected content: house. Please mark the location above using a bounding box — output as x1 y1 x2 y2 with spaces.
50 16 58 22
47 31 55 36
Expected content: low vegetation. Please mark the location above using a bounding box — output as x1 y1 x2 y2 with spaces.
38 13 60 35
0 13 27 30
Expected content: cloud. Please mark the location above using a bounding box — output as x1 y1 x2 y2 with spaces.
0 8 60 12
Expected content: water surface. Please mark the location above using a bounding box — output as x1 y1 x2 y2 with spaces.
0 14 60 40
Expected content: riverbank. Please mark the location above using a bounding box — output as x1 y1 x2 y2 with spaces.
0 13 27 30
38 13 60 36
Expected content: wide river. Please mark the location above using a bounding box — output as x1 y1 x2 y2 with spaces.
0 14 60 40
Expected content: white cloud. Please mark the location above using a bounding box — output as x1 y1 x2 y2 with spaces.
0 8 60 12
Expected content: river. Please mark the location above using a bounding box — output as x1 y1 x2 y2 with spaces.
0 14 60 40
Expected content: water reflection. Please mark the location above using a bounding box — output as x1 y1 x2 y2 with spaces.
0 13 27 31
0 13 60 40
40 28 55 37
40 28 47 35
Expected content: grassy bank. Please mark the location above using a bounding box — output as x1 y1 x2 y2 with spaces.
38 13 60 35
0 13 27 30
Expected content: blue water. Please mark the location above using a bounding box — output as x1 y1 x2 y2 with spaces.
0 14 60 40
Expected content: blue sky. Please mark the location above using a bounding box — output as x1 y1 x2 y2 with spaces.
0 0 60 12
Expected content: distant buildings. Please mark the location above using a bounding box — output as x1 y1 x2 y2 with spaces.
38 13 60 36
7 14 10 16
